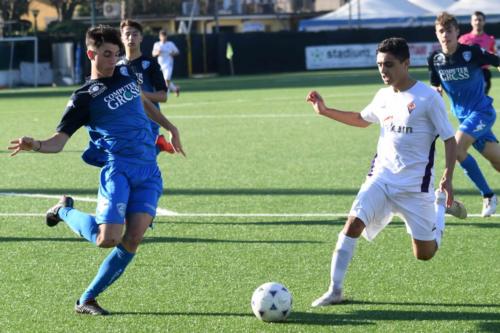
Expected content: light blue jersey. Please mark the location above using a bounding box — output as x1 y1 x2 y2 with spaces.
428 44 499 151
57 65 162 223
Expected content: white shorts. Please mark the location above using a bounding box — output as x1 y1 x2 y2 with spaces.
349 179 436 241
161 65 173 81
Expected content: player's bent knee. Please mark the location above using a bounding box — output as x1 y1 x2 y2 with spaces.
343 217 365 238
122 235 143 251
96 237 121 248
415 252 435 261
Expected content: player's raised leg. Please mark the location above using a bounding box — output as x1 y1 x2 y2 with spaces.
46 196 100 244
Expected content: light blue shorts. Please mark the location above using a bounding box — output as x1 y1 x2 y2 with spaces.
458 108 498 152
95 162 163 224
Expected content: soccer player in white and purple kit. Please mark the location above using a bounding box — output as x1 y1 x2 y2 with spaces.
152 30 180 97
8 25 185 315
458 11 497 95
429 12 500 217
307 37 465 307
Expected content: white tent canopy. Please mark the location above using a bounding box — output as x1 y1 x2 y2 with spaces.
407 0 456 14
300 0 433 31
446 0 500 15
317 0 431 20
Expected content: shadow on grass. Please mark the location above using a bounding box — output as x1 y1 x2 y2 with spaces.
349 299 500 309
478 322 500 333
0 236 321 244
290 310 500 325
109 310 368 327
2 187 498 197
107 308 499 328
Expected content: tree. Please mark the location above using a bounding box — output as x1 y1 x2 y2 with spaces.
1 0 30 20
49 0 86 21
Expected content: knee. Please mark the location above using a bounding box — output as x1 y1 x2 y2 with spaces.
122 233 144 252
415 252 435 261
96 236 121 248
456 148 468 162
492 161 500 172
343 217 365 238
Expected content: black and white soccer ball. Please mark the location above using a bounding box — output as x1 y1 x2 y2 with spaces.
251 282 292 322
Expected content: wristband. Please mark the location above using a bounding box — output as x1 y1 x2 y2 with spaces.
33 140 42 152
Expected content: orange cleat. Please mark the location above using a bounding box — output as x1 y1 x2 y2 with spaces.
156 134 175 154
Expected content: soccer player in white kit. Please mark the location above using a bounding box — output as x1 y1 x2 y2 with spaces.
152 30 180 96
306 37 467 307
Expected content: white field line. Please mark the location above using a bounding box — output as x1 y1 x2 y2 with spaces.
167 113 315 119
0 212 497 218
0 192 497 218
0 192 178 216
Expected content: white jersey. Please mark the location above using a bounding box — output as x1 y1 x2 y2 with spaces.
152 41 179 69
360 81 454 192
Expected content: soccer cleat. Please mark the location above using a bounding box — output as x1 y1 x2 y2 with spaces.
156 134 175 154
75 299 109 316
435 190 467 219
311 288 344 307
446 200 467 219
46 195 74 227
482 194 497 217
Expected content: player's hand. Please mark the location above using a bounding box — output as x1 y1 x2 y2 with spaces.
434 86 443 97
306 91 326 115
169 127 186 157
8 137 37 156
439 177 454 208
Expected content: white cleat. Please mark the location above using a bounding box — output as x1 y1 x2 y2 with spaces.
311 289 344 307
482 195 497 217
435 190 467 219
446 200 467 219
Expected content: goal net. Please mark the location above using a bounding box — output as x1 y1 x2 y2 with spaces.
0 36 39 87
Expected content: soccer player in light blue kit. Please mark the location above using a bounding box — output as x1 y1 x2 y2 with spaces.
428 12 500 217
8 25 185 315
119 19 175 155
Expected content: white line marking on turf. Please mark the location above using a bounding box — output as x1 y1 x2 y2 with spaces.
0 192 178 216
0 212 497 218
168 113 314 119
1 192 498 218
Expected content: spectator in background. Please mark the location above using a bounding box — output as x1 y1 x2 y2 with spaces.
152 30 180 97
458 11 497 95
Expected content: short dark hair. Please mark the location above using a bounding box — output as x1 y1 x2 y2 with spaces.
435 12 459 30
86 25 124 54
376 37 410 62
159 29 167 36
473 11 486 20
120 19 143 34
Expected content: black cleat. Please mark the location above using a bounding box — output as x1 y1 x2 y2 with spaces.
46 196 74 227
75 299 110 316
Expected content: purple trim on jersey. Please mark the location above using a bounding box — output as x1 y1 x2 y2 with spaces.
367 153 378 177
420 136 438 192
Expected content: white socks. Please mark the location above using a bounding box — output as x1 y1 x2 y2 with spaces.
434 199 446 248
330 232 357 291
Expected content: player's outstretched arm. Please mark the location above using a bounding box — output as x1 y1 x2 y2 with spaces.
141 93 186 157
306 91 370 128
439 137 457 208
8 132 70 156
142 90 167 103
